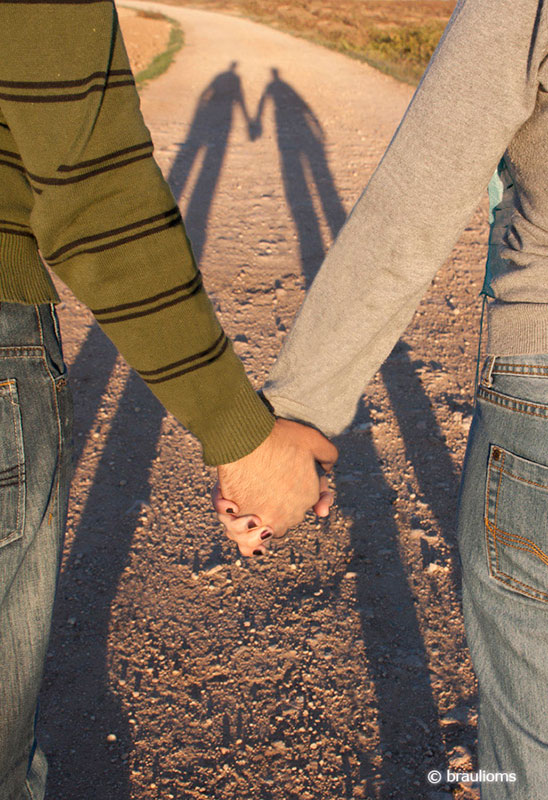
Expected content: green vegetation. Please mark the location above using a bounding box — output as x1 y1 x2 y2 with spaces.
157 0 455 85
364 21 447 83
134 12 184 89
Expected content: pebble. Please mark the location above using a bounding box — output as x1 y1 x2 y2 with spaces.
106 733 117 743
353 422 373 433
125 499 151 516
205 564 224 576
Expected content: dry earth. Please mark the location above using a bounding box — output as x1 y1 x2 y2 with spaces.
118 6 173 75
39 5 489 799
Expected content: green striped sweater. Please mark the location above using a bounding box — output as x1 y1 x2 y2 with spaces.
0 0 274 465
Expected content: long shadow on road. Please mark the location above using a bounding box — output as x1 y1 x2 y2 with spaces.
254 67 347 288
42 361 165 799
168 62 251 265
337 409 446 797
381 342 462 591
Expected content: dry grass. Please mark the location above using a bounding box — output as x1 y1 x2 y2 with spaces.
157 0 457 83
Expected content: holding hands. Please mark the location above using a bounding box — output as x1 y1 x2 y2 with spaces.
214 419 338 556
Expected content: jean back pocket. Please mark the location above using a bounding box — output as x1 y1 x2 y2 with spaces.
0 379 26 548
486 444 548 602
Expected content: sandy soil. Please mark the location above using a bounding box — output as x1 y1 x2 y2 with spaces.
118 6 173 75
39 4 487 799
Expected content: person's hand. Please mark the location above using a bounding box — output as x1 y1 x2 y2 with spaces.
212 474 335 556
215 419 337 556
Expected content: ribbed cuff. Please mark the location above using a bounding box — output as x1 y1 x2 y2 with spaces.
487 301 548 354
0 233 59 303
199 381 275 466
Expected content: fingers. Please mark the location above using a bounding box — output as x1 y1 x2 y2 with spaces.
216 503 274 557
211 481 239 515
219 512 263 535
311 430 339 472
226 523 275 557
312 474 335 517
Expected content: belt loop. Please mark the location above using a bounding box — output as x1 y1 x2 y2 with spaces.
34 304 45 347
483 355 497 388
50 302 62 348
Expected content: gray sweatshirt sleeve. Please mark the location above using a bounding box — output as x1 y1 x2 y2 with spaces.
263 0 548 436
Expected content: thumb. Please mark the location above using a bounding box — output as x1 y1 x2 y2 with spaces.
310 429 338 471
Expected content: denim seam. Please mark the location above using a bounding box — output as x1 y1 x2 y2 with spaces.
493 364 548 371
493 451 505 574
495 526 548 553
498 467 548 491
0 352 45 359
485 449 548 601
490 569 548 602
47 352 63 538
12 381 24 542
0 380 26 547
492 369 548 376
486 519 548 568
485 451 498 579
479 386 548 416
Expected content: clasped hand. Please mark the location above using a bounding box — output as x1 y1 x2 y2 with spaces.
214 419 338 556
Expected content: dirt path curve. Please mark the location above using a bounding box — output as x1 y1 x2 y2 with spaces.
43 6 486 800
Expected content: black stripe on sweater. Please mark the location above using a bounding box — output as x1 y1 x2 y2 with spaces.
57 140 153 171
92 274 200 315
96 281 203 325
0 228 35 239
0 148 22 161
0 70 132 90
142 338 230 385
0 79 134 104
46 216 183 265
28 151 152 186
139 331 226 377
46 207 181 262
0 220 31 230
0 158 26 174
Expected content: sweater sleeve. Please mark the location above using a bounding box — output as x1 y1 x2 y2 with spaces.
263 0 548 436
0 1 274 465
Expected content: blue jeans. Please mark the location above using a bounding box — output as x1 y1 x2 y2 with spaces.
459 354 548 798
0 304 73 800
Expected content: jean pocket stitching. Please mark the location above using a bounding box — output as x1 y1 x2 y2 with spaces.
485 445 548 602
479 385 548 418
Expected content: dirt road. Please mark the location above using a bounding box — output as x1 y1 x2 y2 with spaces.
41 5 487 798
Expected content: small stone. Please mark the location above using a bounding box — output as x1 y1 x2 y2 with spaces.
205 564 224 576
354 422 373 433
125 499 151 516
344 571 357 579
106 733 117 743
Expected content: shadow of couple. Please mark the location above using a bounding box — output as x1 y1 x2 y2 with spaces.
168 62 347 287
